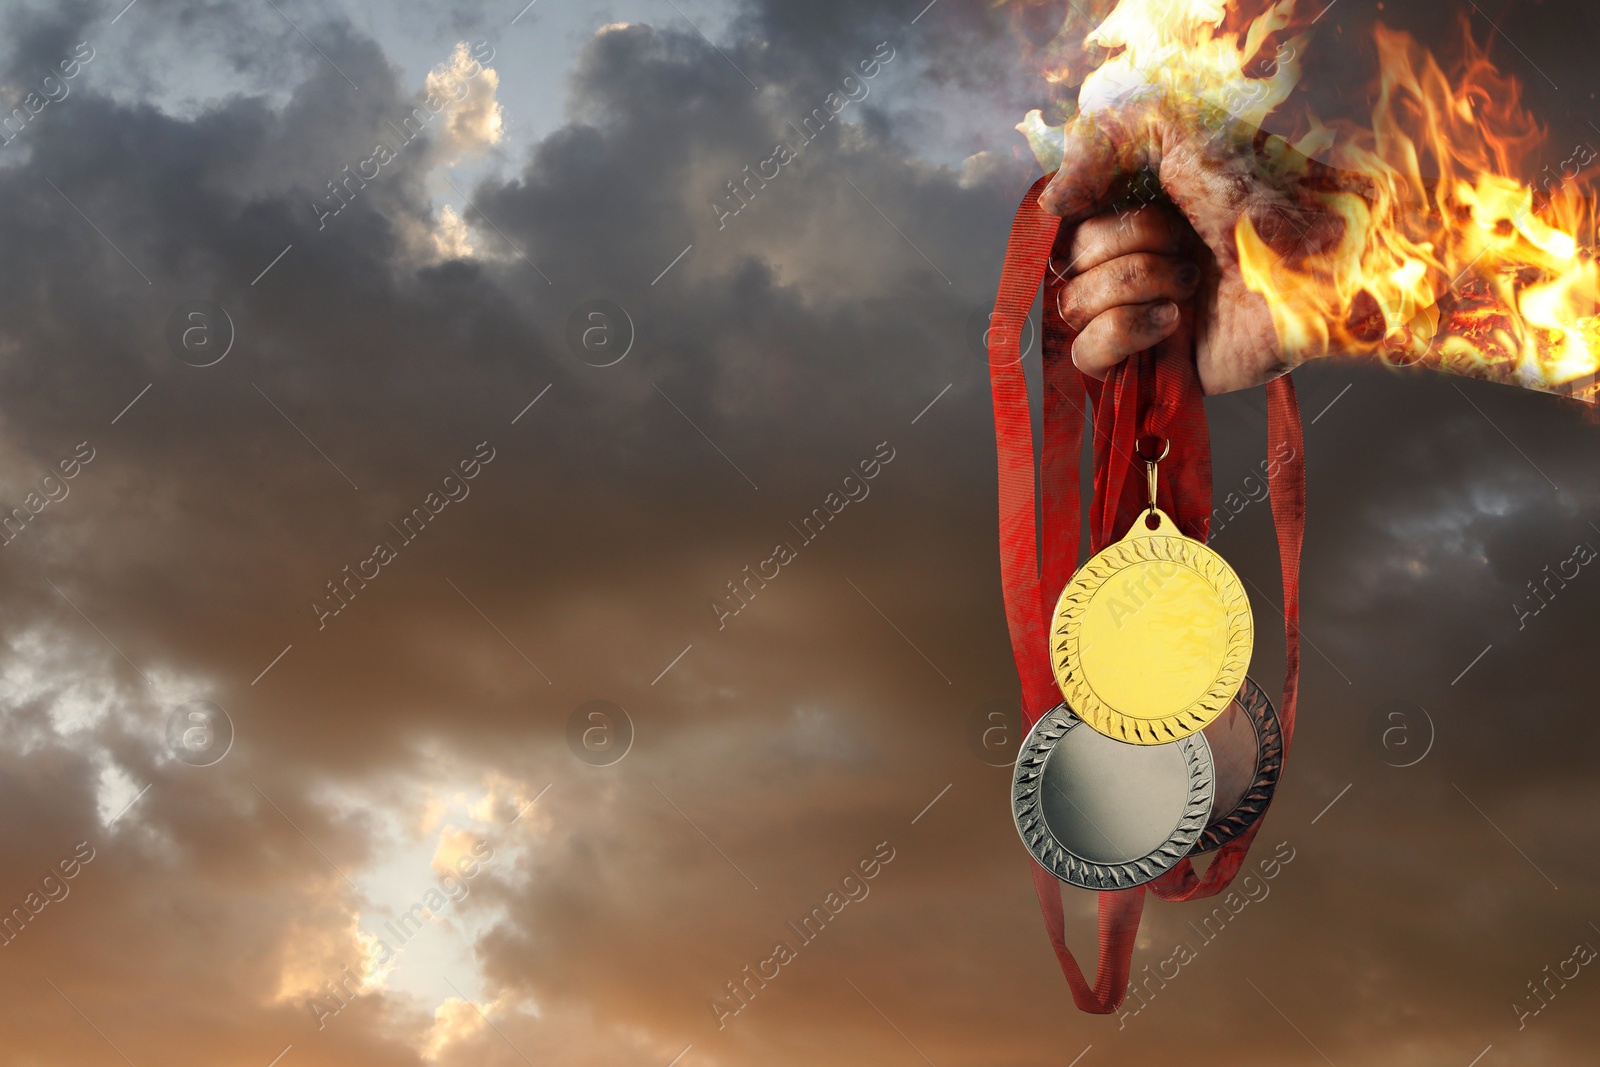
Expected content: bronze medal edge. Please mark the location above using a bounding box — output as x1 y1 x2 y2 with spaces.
1191 676 1284 855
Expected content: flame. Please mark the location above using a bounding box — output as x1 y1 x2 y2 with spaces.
1006 0 1600 400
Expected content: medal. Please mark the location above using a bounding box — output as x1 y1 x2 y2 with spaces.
1194 676 1283 854
1049 445 1253 746
1013 702 1214 890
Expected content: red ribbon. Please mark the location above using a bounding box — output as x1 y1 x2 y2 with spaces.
988 174 1305 1014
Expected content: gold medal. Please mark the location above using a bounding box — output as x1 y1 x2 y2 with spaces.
1050 448 1253 745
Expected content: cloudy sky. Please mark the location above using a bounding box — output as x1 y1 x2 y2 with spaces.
0 0 1598 1064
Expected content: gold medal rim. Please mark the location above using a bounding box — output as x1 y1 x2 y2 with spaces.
1049 509 1253 746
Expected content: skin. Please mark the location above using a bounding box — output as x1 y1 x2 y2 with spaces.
1039 100 1356 395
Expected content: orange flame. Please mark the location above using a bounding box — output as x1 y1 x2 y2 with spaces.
1006 0 1600 400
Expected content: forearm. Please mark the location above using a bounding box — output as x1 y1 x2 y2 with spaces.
1230 136 1598 400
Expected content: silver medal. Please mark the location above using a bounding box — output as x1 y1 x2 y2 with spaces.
1192 676 1283 854
1013 702 1215 890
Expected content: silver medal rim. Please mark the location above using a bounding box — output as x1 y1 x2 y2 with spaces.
1013 702 1215 890
1192 676 1283 855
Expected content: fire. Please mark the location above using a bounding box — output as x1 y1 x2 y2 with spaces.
1007 0 1600 401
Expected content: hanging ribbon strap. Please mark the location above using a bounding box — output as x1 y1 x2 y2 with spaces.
988 176 1306 1012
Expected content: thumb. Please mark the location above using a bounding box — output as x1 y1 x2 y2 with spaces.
1037 107 1160 222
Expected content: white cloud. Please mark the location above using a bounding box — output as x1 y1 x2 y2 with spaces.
427 42 504 164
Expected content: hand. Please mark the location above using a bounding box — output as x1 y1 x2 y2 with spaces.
1040 101 1353 395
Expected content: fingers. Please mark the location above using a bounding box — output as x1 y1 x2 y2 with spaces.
1051 204 1195 281
1057 253 1201 331
1070 302 1183 381
1054 218 1202 383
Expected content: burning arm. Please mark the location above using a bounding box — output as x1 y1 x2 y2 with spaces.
1031 12 1600 401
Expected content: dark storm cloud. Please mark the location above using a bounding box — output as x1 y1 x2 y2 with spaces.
0 0 95 77
0 0 1597 1065
0 3 1050 1062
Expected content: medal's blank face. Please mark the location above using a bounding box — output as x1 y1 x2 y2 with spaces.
1039 724 1196 864
1079 559 1228 719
